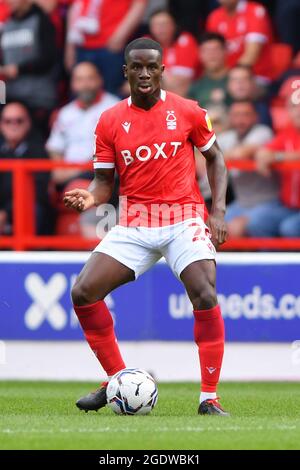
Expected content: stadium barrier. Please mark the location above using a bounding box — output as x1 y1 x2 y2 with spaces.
1 251 300 342
1 252 300 381
1 159 300 251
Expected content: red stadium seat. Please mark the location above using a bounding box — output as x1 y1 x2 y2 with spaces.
270 43 293 80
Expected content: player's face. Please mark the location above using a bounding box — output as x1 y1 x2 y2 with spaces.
124 50 164 97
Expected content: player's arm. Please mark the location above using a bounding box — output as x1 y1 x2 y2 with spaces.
63 168 115 212
202 141 228 246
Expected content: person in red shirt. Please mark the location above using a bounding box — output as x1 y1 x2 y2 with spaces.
64 38 229 416
255 95 300 236
206 0 273 84
149 9 200 96
65 0 148 94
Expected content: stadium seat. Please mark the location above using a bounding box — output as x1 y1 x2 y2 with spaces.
270 43 293 80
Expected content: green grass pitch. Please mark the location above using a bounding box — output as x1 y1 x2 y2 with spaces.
0 381 299 450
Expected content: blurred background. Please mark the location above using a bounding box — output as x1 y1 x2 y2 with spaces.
0 0 300 383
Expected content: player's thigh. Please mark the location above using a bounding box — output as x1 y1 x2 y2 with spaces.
163 218 216 280
163 219 217 309
72 252 135 305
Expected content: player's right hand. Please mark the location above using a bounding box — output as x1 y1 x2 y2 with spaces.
63 189 95 212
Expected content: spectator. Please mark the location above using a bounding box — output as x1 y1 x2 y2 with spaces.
188 32 228 108
0 0 57 136
255 96 300 237
149 9 200 96
0 102 53 235
227 64 272 126
206 0 274 85
275 0 300 56
219 100 290 237
47 62 119 190
65 0 147 95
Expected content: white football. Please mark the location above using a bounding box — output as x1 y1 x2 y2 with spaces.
106 368 158 415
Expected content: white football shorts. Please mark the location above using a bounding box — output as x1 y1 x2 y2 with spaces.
93 218 216 280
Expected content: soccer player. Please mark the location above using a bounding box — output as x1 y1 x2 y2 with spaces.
64 38 229 416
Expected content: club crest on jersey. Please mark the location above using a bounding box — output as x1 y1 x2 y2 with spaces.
166 110 177 130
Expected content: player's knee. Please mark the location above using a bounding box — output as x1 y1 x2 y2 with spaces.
191 285 217 310
71 280 97 306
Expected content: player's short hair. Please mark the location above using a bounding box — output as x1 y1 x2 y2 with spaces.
124 38 163 63
199 32 226 47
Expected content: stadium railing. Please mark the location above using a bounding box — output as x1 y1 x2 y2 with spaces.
1 158 300 251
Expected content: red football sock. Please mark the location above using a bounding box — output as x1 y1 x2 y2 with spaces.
193 305 225 393
74 300 125 377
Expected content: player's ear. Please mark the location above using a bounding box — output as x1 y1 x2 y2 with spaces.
123 65 128 79
160 64 165 76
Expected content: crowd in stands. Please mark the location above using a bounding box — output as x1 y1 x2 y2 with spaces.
0 0 299 242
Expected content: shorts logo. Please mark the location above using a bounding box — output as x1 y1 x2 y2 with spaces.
166 110 177 130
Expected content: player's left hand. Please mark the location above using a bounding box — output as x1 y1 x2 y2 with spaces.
207 211 227 248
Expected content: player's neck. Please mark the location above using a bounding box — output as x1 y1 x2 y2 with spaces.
130 88 162 111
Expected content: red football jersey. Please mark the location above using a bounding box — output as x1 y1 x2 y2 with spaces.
207 0 273 81
94 90 216 226
265 125 300 209
163 32 200 79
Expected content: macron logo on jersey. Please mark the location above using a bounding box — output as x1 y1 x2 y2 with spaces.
122 122 131 133
121 141 182 166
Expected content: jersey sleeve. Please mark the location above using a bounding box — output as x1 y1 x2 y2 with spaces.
93 113 116 169
245 4 271 44
189 105 216 152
